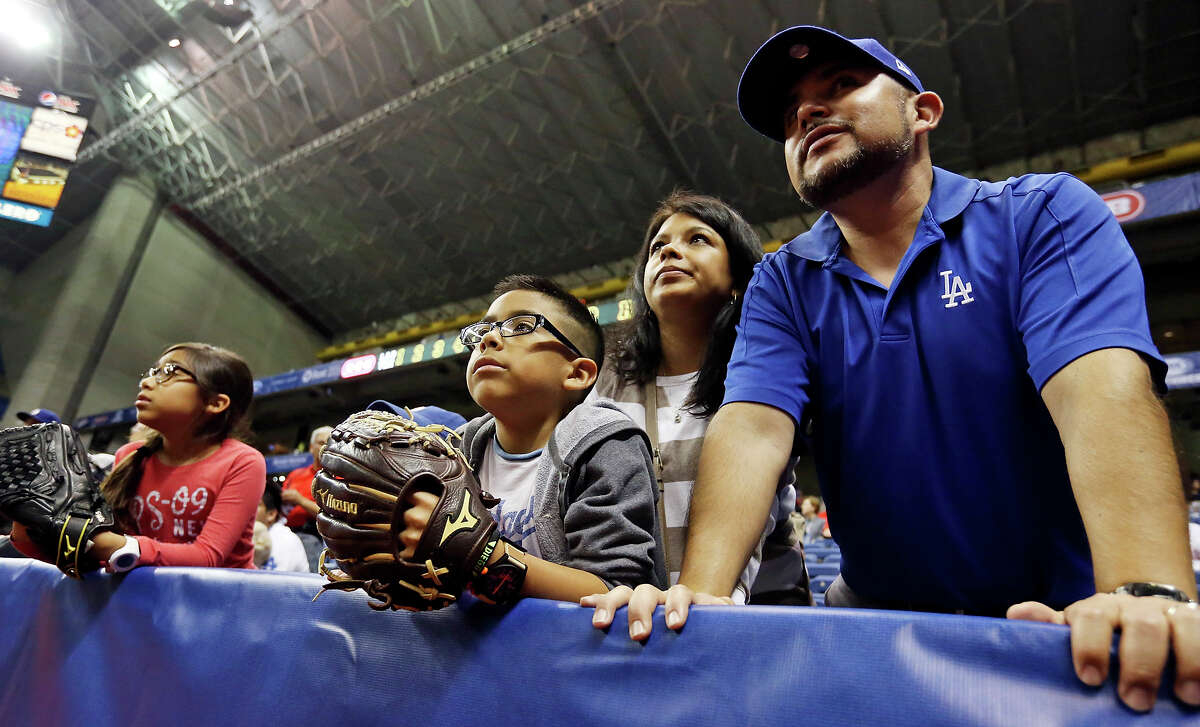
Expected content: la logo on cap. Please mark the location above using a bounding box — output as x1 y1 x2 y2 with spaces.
895 59 913 76
789 44 810 59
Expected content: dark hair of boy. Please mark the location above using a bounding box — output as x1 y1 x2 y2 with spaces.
491 273 605 366
261 478 283 517
609 190 764 416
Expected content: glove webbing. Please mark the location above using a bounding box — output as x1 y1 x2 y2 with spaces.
343 410 469 470
312 549 457 611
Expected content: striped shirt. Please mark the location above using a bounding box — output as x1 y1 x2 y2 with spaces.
592 368 796 600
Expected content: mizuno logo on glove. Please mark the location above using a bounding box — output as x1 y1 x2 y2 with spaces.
319 491 359 515
439 491 478 545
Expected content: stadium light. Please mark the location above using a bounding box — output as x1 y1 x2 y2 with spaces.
168 37 181 48
0 2 52 50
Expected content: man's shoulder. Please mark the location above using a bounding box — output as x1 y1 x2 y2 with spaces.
770 213 839 266
972 171 1092 205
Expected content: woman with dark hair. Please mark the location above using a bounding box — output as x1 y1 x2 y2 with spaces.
587 190 806 605
13 343 265 571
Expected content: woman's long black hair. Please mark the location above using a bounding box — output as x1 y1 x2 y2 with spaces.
608 190 763 417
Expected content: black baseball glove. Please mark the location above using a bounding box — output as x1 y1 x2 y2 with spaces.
0 423 117 577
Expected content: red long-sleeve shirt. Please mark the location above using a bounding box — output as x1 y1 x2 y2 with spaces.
281 464 317 528
115 438 266 569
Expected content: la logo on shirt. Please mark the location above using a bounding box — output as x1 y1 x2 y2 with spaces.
129 484 215 540
939 269 975 308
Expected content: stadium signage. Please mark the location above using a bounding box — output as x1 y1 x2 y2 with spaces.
78 293 648 430
1165 352 1200 390
0 199 50 226
1101 190 1145 223
339 353 377 379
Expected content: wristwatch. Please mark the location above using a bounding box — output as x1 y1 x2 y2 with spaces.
108 536 142 573
469 538 527 606
1113 582 1194 603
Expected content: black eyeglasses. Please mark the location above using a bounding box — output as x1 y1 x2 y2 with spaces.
459 314 584 359
140 362 197 385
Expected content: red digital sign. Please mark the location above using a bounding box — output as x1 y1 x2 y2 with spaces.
339 354 378 379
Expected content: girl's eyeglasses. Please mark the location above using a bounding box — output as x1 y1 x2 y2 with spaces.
140 362 197 385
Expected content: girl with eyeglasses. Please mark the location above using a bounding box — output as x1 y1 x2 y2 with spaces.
16 343 264 571
583 191 809 633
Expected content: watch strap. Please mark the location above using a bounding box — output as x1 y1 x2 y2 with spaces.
108 536 141 573
471 535 500 577
1113 582 1194 603
470 539 527 605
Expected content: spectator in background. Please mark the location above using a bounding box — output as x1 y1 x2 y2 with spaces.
795 495 829 545
281 426 332 533
16 408 60 426
252 521 271 567
256 480 310 572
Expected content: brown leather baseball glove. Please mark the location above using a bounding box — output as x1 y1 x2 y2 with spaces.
312 409 499 611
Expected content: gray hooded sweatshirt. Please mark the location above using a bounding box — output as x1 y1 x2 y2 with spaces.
459 399 668 590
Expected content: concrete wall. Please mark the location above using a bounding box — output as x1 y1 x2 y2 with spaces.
1 175 327 424
0 176 146 424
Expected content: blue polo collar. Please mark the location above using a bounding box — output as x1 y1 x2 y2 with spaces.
788 167 981 264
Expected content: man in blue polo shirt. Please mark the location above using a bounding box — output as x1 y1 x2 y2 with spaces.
584 26 1198 712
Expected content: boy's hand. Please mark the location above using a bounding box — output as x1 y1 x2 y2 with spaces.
280 488 305 506
581 583 733 641
398 491 440 559
312 409 500 611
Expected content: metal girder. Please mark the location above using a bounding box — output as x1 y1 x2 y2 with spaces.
78 0 334 162
190 0 629 209
584 13 699 189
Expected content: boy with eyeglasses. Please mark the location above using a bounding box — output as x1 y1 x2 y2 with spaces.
399 274 667 604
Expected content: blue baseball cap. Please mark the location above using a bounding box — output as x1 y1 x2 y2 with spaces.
737 25 924 143
17 408 60 424
366 400 467 436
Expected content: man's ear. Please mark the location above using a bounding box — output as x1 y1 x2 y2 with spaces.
205 393 231 416
912 90 943 137
563 357 599 393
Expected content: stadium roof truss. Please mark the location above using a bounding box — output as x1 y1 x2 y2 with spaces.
0 0 1197 338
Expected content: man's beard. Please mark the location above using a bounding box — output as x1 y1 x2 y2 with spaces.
792 125 913 209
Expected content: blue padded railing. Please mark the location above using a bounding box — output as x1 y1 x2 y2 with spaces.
0 559 1193 726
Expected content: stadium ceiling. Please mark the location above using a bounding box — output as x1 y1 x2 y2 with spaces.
0 0 1198 337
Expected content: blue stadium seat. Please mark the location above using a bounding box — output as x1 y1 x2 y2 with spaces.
810 575 837 594
812 592 825 607
807 562 840 577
